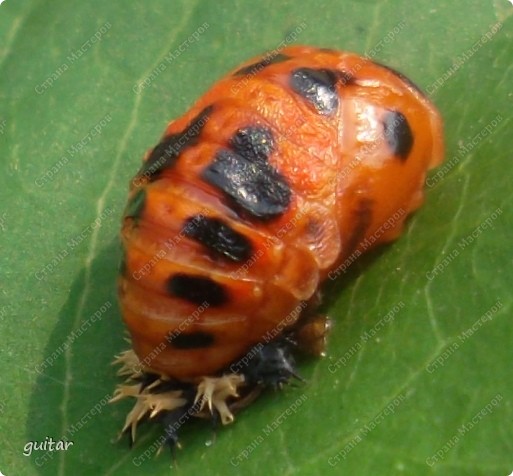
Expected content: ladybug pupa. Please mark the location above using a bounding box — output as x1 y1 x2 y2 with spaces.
110 45 444 450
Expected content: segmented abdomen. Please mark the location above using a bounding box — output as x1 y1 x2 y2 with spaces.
118 46 444 380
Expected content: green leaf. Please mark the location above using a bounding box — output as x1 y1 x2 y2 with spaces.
1 1 512 475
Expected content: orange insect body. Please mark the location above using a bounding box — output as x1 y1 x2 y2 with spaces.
118 46 444 382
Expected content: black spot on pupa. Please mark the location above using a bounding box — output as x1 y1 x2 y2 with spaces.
234 53 291 76
167 331 215 349
138 105 213 180
124 189 146 222
383 110 414 160
336 70 355 86
289 68 339 115
167 273 228 307
201 149 291 221
230 126 274 162
371 60 427 98
345 198 374 256
182 215 253 263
